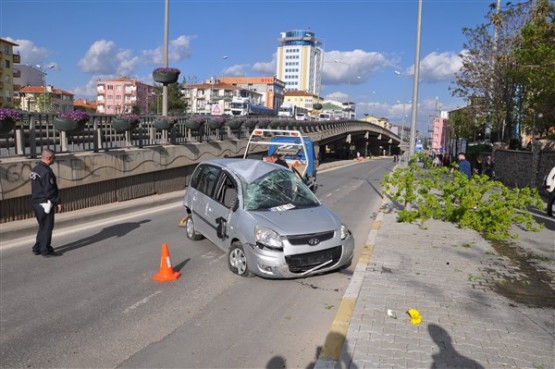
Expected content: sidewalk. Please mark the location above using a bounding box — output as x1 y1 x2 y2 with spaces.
317 199 555 369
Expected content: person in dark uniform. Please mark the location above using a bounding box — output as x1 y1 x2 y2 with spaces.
30 149 64 257
267 152 289 168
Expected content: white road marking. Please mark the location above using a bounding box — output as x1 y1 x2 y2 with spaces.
123 290 163 314
3 202 182 251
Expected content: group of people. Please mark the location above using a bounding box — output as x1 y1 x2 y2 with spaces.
455 153 494 179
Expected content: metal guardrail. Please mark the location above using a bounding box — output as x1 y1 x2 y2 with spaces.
0 113 398 159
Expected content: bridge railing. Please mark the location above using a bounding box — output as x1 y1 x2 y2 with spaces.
0 113 397 159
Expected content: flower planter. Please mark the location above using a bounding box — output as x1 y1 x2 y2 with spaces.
0 118 16 134
256 120 270 129
243 119 258 129
279 120 291 128
153 118 173 131
269 120 281 129
153 71 180 85
207 119 225 130
112 119 139 133
184 119 203 131
226 119 244 130
53 118 87 132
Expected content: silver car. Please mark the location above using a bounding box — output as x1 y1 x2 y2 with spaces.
182 158 355 279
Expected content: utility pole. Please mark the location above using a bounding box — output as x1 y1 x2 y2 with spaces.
162 0 169 117
409 0 423 157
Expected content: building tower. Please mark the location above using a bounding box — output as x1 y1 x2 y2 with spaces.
276 30 323 95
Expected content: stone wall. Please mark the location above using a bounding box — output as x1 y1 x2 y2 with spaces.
494 149 555 191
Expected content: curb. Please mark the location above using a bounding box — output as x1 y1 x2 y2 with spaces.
314 206 384 369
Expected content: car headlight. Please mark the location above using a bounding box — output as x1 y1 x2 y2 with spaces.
340 224 351 240
255 225 283 250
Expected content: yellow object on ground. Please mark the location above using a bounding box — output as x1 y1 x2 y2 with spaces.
407 308 422 325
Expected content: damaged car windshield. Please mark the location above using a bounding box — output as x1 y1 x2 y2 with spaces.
243 169 320 211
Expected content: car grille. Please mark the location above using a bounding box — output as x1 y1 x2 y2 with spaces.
286 231 334 245
285 246 342 273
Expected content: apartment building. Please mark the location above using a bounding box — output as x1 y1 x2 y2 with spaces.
182 80 242 115
276 30 323 95
0 38 20 107
217 76 285 110
19 85 74 113
431 112 450 153
96 78 154 114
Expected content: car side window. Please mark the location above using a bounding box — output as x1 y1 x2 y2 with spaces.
215 174 238 209
190 165 204 189
197 165 221 196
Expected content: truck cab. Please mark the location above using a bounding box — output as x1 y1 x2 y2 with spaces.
243 129 318 192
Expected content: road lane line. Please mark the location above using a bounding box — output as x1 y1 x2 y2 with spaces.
124 291 163 314
2 202 182 251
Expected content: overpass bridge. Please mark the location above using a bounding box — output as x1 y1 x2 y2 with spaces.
0 114 400 222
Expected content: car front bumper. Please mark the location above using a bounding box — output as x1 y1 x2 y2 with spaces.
245 235 355 279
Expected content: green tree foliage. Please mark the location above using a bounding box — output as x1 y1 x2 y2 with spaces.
150 77 188 115
511 0 555 137
451 0 554 143
381 154 544 241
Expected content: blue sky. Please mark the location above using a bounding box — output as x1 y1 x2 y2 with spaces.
2 0 503 134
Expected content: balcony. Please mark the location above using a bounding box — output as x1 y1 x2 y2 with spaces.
13 70 21 78
13 54 21 63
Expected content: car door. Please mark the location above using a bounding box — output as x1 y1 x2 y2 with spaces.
189 164 222 238
202 171 239 250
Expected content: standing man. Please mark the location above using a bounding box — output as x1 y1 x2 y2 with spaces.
457 152 472 179
545 165 555 217
483 155 495 179
30 149 63 257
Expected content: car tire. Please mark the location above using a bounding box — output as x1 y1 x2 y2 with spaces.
228 241 252 277
185 215 203 240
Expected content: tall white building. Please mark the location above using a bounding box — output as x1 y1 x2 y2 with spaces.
276 30 323 95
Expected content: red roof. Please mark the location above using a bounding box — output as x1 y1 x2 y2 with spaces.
19 86 74 96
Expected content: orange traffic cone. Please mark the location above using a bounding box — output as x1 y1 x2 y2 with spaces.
153 243 181 282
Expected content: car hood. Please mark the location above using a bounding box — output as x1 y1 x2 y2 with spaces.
248 205 340 235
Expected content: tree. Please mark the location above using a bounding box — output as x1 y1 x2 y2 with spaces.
511 0 555 138
451 1 536 144
381 154 544 241
151 76 188 115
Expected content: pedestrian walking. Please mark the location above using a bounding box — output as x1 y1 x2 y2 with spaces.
474 156 483 175
30 149 64 257
456 152 472 179
544 165 555 217
483 155 495 179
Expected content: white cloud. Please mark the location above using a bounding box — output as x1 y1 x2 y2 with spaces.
252 60 275 75
417 51 463 83
78 40 121 74
141 35 193 65
323 49 395 85
7 38 51 66
222 64 248 77
72 75 109 99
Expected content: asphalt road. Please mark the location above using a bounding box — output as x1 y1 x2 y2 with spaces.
0 159 394 369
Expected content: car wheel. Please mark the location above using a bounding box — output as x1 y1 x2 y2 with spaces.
228 241 252 277
185 215 203 240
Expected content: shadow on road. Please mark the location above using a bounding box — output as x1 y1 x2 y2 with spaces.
55 219 151 254
428 323 484 369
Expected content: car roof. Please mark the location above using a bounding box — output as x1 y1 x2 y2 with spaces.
203 158 284 184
